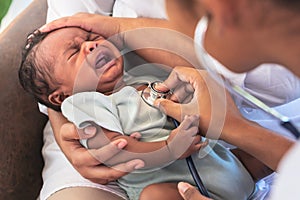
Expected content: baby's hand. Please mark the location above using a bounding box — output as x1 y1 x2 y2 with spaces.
167 115 208 159
129 132 142 140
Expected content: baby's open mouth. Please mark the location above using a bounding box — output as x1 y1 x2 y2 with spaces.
95 53 112 69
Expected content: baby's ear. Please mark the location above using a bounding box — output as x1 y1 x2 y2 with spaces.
48 91 68 106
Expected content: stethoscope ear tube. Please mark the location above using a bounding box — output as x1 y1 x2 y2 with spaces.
228 82 300 139
281 121 300 139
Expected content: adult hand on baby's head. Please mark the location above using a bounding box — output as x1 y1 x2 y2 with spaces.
39 13 125 49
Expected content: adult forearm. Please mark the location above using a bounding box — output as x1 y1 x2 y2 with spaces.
222 119 295 171
119 18 201 68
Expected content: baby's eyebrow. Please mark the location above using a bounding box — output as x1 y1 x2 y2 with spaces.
62 31 90 56
62 38 81 56
62 41 75 56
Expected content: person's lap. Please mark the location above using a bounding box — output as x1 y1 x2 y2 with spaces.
47 187 124 200
40 122 128 200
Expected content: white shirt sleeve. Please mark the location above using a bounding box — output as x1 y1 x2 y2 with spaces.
113 0 166 18
244 64 300 106
46 0 115 23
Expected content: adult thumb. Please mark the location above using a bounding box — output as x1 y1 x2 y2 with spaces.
154 98 182 121
178 182 211 200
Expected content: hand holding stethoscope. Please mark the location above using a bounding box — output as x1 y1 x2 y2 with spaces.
152 66 241 140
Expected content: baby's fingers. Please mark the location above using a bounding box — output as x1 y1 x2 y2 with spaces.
179 115 200 130
194 138 209 149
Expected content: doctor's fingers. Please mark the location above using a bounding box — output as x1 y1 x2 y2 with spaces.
154 99 199 123
169 83 194 103
162 66 204 90
179 115 200 130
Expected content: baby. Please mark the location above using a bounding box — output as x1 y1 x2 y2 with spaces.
19 27 256 200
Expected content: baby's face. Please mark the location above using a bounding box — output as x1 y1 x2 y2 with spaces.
38 27 124 96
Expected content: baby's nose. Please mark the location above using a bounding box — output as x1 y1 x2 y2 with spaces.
84 42 98 53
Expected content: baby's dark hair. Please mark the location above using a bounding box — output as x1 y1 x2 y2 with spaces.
18 30 61 112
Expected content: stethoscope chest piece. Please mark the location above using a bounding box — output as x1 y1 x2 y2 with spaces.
141 81 170 107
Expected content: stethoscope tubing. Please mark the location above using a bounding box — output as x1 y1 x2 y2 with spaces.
281 121 300 139
172 119 211 197
141 81 211 197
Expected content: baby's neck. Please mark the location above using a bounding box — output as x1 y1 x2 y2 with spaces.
102 81 147 95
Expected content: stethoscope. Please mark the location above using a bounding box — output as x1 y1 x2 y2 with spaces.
141 81 211 197
228 82 300 139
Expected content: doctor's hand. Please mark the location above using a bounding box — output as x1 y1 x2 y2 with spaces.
178 182 212 200
154 67 243 140
48 109 145 184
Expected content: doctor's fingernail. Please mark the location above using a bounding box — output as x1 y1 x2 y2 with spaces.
153 82 168 92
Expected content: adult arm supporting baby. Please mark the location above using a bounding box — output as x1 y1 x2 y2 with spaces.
48 109 145 184
87 115 205 169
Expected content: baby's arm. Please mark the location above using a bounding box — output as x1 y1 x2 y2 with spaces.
87 115 204 169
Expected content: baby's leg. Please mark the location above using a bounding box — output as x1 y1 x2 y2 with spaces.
139 183 183 200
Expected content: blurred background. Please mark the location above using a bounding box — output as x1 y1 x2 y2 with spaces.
0 0 33 32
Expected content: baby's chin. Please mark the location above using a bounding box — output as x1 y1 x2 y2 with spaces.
96 78 126 95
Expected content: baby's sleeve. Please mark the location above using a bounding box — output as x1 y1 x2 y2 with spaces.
61 91 124 136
